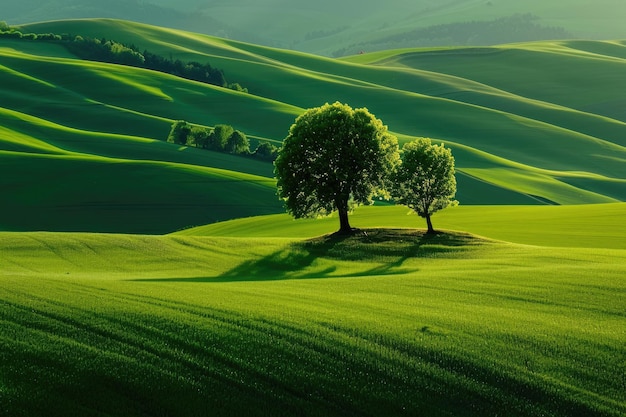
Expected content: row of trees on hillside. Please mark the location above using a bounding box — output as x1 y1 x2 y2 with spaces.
0 23 247 92
67 37 248 91
167 121 278 161
274 102 457 234
0 30 61 41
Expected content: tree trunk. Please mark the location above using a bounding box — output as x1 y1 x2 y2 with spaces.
425 214 435 234
337 205 352 234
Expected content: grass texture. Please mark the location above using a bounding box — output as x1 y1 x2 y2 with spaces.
1 225 625 416
176 203 626 249
0 17 624 417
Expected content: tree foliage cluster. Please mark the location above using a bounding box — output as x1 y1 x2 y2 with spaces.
67 37 248 91
0 22 247 92
167 121 278 161
68 36 147 67
0 23 61 41
275 102 457 234
391 138 458 233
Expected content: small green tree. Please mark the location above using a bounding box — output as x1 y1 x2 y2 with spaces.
253 141 278 161
275 102 400 234
207 124 234 151
167 120 192 145
391 138 457 234
189 126 211 149
228 82 248 93
225 130 250 154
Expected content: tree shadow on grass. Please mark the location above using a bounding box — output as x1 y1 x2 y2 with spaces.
136 229 484 283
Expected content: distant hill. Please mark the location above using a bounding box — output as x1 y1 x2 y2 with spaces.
0 19 624 233
2 0 263 45
4 0 626 55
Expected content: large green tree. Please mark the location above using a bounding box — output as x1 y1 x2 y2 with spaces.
275 102 399 234
391 138 457 234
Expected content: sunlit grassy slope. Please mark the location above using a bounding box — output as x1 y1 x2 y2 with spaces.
175 203 626 249
1 220 625 416
0 19 624 232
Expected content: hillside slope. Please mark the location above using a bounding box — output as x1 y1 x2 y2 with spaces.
1 227 625 416
5 1 626 55
1 19 625 232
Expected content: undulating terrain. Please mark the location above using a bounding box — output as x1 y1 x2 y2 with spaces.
0 17 624 417
4 0 626 55
1 19 625 232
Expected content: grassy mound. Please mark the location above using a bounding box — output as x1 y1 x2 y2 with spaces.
175 203 626 249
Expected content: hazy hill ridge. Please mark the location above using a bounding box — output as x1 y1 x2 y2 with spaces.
3 0 626 55
0 18 625 233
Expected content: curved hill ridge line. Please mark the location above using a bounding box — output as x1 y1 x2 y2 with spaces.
1 19 624 232
366 57 626 148
9 1 626 53
0 148 275 185
367 43 626 123
8 31 625 153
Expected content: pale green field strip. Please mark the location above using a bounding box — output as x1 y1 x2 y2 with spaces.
176 204 626 249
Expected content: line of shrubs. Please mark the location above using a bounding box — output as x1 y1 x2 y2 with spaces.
0 21 247 92
167 121 278 161
0 30 62 41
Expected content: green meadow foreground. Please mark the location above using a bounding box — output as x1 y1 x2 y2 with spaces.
1 205 625 416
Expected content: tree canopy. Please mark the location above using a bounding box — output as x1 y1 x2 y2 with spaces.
391 138 457 234
225 130 250 154
167 120 192 145
274 102 399 233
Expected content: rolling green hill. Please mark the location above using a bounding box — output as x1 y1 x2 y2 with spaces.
0 19 625 233
5 1 626 55
1 17 624 417
1 217 625 416
175 203 626 249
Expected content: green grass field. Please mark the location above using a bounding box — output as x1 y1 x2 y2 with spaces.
176 203 626 248
0 18 625 416
1 208 625 416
